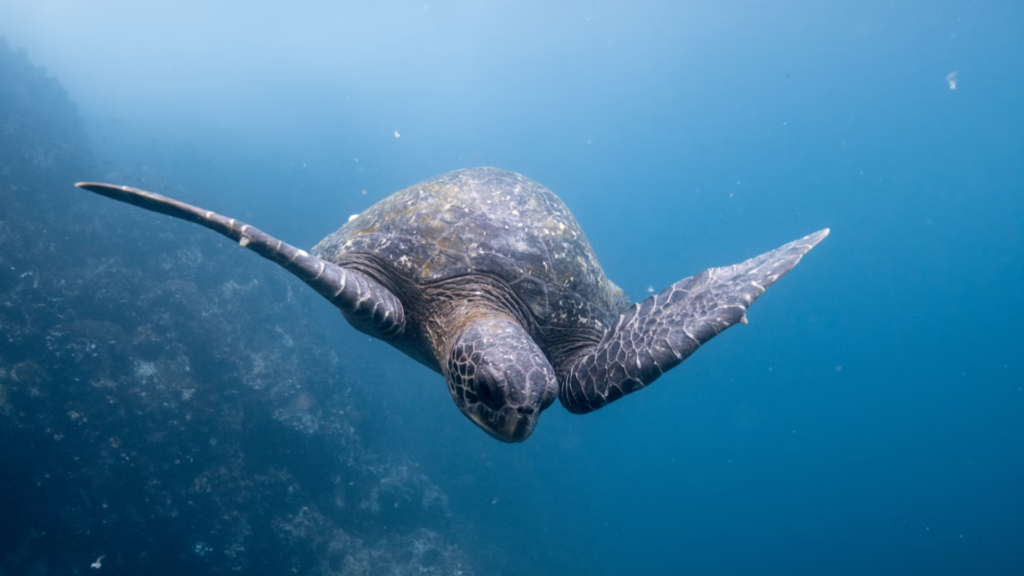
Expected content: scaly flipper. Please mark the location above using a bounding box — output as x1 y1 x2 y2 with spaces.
75 182 405 340
560 229 829 414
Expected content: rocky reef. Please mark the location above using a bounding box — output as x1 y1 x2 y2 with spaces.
0 39 474 575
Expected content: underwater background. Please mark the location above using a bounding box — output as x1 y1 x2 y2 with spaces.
1 1 1022 574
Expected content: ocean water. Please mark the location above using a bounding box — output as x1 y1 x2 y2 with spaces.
1 1 1022 575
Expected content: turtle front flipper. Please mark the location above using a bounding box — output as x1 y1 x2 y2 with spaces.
75 182 405 340
559 229 829 414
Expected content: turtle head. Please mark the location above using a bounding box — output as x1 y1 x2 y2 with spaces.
444 317 558 442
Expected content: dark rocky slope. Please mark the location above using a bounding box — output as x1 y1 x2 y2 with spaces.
0 40 473 576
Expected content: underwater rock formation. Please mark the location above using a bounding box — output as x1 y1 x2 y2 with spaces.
0 39 473 575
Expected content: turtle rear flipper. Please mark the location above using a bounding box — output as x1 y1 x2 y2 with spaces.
75 182 405 340
559 229 829 414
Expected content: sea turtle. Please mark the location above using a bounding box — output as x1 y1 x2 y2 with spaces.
77 167 827 442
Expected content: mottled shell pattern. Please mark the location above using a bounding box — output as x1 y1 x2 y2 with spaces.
312 167 629 333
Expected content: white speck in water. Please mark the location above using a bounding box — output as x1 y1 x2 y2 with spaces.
134 360 157 380
646 286 655 293
394 129 401 139
90 555 105 569
348 214 359 222
947 71 958 90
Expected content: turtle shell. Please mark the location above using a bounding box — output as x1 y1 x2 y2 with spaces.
312 167 628 332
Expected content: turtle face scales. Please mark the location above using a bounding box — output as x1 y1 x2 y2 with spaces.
444 318 558 442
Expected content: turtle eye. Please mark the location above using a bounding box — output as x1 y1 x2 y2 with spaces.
474 365 504 410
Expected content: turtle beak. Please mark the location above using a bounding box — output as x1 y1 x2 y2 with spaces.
503 412 537 442
502 415 521 438
468 408 537 443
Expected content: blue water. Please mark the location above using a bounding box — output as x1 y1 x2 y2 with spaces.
2 1 1022 574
